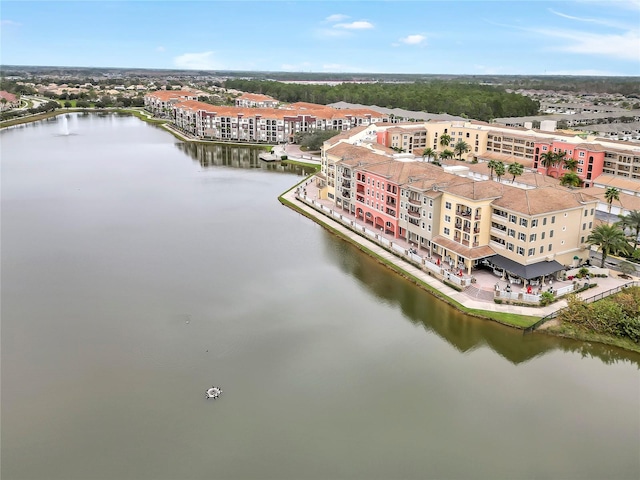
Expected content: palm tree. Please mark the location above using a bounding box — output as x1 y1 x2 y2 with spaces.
422 147 436 163
507 162 524 182
494 161 506 183
563 158 579 171
453 140 470 161
440 149 454 163
617 210 640 250
539 151 558 175
559 172 582 188
487 159 500 180
587 224 630 267
604 187 620 222
439 133 451 150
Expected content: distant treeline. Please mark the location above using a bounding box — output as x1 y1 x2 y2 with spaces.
223 79 539 122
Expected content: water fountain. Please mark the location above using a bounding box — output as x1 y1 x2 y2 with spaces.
60 115 70 136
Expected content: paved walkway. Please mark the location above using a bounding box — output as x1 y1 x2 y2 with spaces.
278 156 637 320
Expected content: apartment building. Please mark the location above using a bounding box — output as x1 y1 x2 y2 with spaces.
144 90 198 117
147 93 388 143
533 139 606 185
319 129 599 280
235 92 279 109
0 91 19 110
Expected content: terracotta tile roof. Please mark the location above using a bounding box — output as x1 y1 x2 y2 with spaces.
237 92 276 102
147 90 195 101
325 143 392 164
476 151 534 168
444 180 504 201
492 185 598 215
591 173 640 192
432 235 495 260
0 91 17 102
577 186 640 211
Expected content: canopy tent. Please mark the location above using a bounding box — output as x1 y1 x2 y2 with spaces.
487 255 564 280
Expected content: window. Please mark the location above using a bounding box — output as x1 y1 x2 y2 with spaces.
508 229 515 237
589 222 592 229
445 201 452 210
562 226 566 232
528 248 535 256
543 217 547 226
429 199 433 207
541 232 545 240
530 233 537 242
445 215 451 222
428 212 432 220
551 216 555 224
582 223 586 230
590 208 594 215
509 214 517 223
444 227 450 235
548 244 553 251
584 210 588 217
517 247 525 256
532 219 538 228
520 218 528 227
540 246 544 253
507 243 514 251
581 236 584 243
550 230 554 238
579 151 585 157
428 225 432 232
518 232 526 241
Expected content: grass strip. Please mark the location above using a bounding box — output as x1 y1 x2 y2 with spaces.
279 190 540 329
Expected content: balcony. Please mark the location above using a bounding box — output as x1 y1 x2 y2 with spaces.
407 209 420 218
342 181 351 188
408 197 421 205
342 191 350 199
357 185 365 194
475 213 482 220
356 195 364 202
456 210 472 218
386 197 396 207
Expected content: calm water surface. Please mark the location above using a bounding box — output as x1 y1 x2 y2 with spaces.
2 114 639 480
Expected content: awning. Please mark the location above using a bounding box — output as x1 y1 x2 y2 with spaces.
487 254 564 280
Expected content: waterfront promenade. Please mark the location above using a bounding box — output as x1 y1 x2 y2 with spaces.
277 153 634 323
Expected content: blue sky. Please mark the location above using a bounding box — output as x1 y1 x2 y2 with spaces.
2 1 639 75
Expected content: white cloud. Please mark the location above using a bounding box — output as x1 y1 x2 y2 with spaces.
399 34 426 45
156 46 165 52
1 19 21 27
548 8 634 29
174 51 218 70
537 28 640 61
325 14 349 23
334 21 374 30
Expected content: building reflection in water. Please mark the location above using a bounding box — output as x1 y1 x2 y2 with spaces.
321 232 639 367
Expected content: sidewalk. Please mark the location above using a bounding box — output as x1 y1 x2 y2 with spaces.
281 184 567 319
279 164 638 323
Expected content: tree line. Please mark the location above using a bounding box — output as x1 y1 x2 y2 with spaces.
223 80 539 122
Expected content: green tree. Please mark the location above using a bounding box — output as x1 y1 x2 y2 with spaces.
440 149 454 163
487 159 500 180
605 187 620 222
507 162 524 182
439 133 451 150
563 157 579 171
559 172 582 187
617 210 640 250
539 150 559 175
422 147 437 163
494 161 506 182
453 140 470 161
587 224 630 267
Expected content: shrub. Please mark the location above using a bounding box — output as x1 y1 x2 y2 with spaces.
494 299 503 304
578 267 589 278
280 155 288 160
540 291 555 306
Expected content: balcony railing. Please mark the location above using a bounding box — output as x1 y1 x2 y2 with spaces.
342 181 351 188
408 197 421 205
407 210 420 218
386 198 396 206
342 191 350 199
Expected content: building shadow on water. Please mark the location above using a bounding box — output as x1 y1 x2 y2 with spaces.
321 231 639 367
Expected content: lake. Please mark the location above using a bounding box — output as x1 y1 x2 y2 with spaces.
2 113 638 480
